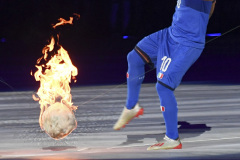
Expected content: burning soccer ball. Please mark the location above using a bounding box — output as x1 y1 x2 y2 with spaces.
32 16 79 140
41 102 77 140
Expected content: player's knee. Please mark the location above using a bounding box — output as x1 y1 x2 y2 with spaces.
156 82 172 97
156 83 178 112
127 50 144 66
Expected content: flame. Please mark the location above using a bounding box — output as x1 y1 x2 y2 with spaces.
32 16 78 133
53 17 73 29
52 14 80 29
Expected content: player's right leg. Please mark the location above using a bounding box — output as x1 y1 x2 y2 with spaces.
113 31 159 130
113 50 145 130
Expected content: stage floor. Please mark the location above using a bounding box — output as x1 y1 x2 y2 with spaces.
0 83 240 160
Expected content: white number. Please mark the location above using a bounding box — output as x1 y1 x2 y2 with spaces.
160 56 171 72
177 0 181 8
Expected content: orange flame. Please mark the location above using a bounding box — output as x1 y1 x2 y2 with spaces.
33 16 78 131
52 14 80 29
53 17 73 29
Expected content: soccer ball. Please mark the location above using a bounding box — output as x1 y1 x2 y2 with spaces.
41 102 77 140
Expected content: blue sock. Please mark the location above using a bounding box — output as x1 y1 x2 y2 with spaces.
156 83 179 140
126 50 145 109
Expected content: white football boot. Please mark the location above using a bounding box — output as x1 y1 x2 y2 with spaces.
147 135 182 150
113 103 144 130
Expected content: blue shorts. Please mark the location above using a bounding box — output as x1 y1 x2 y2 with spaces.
135 28 203 90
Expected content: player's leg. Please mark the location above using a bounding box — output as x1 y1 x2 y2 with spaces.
125 29 165 109
147 82 182 150
148 35 202 150
126 50 146 109
113 30 160 130
147 60 181 149
156 83 179 140
113 49 145 130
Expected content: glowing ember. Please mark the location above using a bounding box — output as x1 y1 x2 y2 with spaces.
32 16 79 140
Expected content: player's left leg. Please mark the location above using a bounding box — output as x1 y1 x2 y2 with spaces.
147 83 182 150
156 83 179 140
148 37 203 150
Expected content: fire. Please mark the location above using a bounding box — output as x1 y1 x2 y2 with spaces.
52 14 80 29
52 17 73 29
32 16 79 139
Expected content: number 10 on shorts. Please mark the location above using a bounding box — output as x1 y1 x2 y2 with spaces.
158 56 171 79
160 56 171 72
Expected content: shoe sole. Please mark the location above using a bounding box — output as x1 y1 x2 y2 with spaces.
116 108 144 130
174 143 182 149
147 143 182 150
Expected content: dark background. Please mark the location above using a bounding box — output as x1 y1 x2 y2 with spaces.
0 0 240 91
